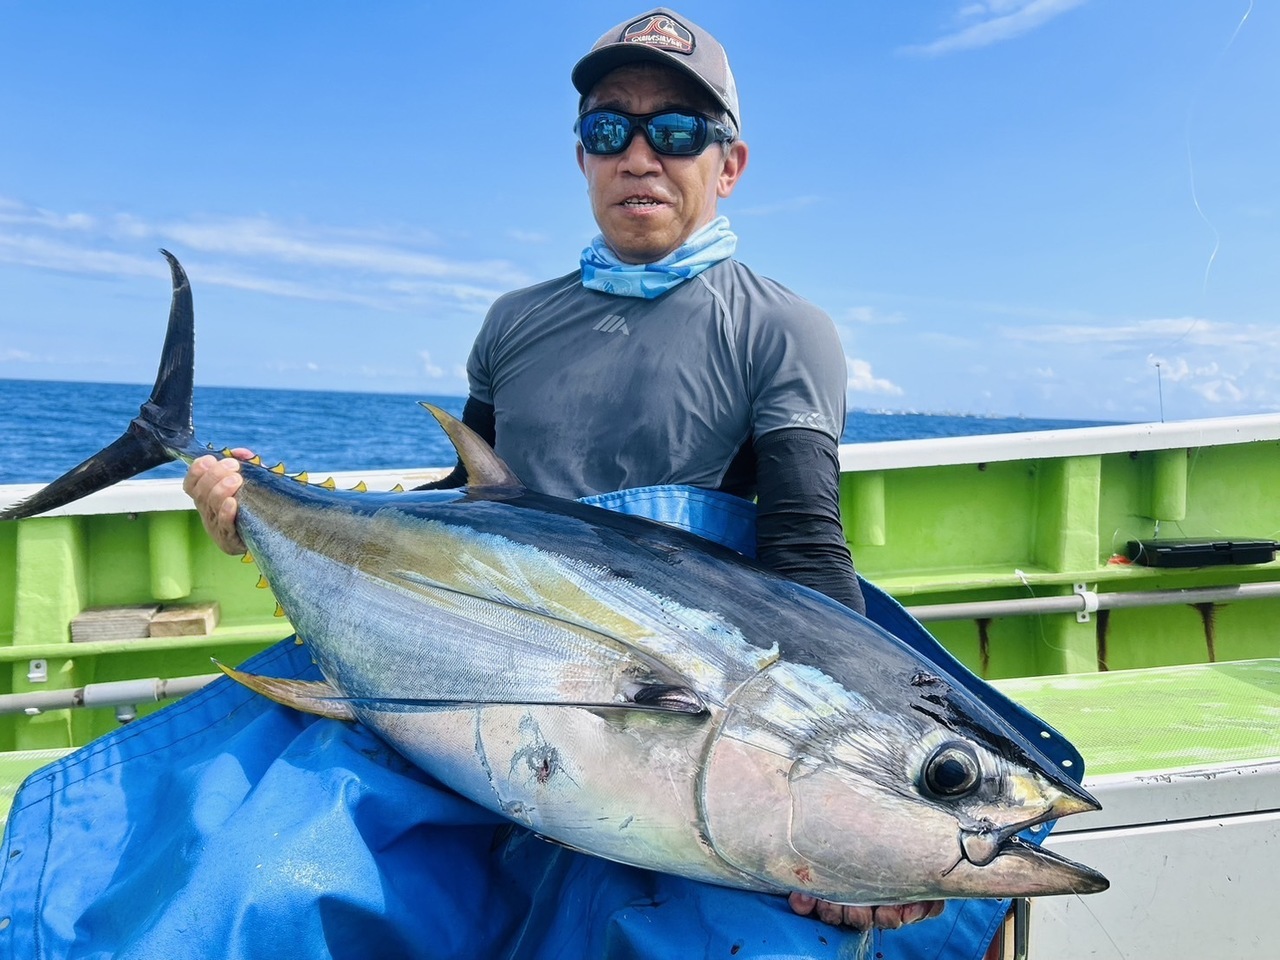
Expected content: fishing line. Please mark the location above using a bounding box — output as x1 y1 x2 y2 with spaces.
1012 567 1073 662
1181 0 1253 303
1068 892 1127 959
1149 0 1252 416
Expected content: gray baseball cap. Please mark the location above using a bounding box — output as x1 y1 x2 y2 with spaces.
572 8 741 132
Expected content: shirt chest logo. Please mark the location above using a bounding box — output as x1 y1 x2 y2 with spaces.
592 315 630 336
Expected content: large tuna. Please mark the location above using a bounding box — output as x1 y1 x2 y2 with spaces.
1 252 1108 904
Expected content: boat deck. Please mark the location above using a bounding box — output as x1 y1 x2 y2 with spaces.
995 657 1280 777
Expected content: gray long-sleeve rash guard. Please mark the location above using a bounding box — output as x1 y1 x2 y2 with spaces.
422 258 865 614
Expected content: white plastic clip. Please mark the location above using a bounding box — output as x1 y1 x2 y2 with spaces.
27 660 48 683
1074 583 1099 623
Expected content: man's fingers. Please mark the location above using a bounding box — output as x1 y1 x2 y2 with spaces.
184 453 248 555
840 904 875 929
789 893 946 931
918 900 946 922
787 893 817 916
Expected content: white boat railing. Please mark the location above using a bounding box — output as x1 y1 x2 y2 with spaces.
838 412 1280 472
5 413 1280 518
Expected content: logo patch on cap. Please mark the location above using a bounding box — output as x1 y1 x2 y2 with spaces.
622 14 694 55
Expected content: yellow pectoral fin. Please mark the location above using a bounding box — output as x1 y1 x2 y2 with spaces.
214 660 357 721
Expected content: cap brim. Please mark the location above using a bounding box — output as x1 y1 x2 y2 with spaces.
571 45 736 128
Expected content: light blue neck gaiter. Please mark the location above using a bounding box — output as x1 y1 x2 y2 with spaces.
580 216 737 299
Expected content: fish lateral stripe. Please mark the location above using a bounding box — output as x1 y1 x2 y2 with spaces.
326 693 708 715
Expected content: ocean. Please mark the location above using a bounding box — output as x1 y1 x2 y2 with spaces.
0 378 1117 487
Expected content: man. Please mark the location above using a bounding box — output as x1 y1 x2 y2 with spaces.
187 6 943 936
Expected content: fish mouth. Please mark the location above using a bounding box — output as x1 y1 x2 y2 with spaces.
966 835 1110 896
946 794 1109 897
959 789 1099 868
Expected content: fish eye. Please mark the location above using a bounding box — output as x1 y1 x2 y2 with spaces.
921 742 982 800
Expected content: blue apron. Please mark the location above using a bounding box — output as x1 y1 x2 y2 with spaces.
0 487 1080 959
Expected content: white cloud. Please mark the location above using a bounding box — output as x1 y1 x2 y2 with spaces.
903 0 1090 56
419 350 444 379
1192 378 1245 404
506 229 551 244
844 305 906 326
158 217 524 284
0 199 97 232
1148 355 1192 382
846 357 903 396
0 196 529 314
1001 316 1280 349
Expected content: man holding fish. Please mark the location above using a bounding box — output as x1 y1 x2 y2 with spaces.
187 5 947 941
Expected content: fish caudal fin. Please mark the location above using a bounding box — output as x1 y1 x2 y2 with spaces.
0 250 199 521
214 661 357 722
418 403 524 499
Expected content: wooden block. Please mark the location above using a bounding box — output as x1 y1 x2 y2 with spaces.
149 602 220 638
71 605 160 643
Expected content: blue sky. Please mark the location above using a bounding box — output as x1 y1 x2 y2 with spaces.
0 0 1273 422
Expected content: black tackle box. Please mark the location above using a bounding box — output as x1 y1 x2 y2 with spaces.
1127 538 1280 568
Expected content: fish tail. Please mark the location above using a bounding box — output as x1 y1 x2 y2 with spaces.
0 250 200 520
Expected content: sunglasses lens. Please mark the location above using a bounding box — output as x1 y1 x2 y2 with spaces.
578 112 632 155
644 113 706 155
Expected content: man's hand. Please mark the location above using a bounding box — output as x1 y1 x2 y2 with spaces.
183 450 254 555
789 893 945 930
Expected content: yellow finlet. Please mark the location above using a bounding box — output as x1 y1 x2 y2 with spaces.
294 636 305 646
270 462 287 475
320 476 336 490
249 455 262 466
241 551 255 564
221 447 234 457
391 483 405 493
273 602 286 618
256 575 270 589
349 480 368 493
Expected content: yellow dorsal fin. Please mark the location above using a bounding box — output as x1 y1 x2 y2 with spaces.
293 471 309 484
270 462 286 475
349 480 368 493
320 476 336 490
391 483 404 493
419 403 523 499
256 575 270 589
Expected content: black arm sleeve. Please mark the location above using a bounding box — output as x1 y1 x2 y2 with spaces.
754 428 866 615
412 397 497 490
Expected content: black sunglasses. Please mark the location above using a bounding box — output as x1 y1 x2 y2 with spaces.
575 109 735 157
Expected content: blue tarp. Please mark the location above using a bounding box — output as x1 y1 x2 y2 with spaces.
0 489 1079 959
